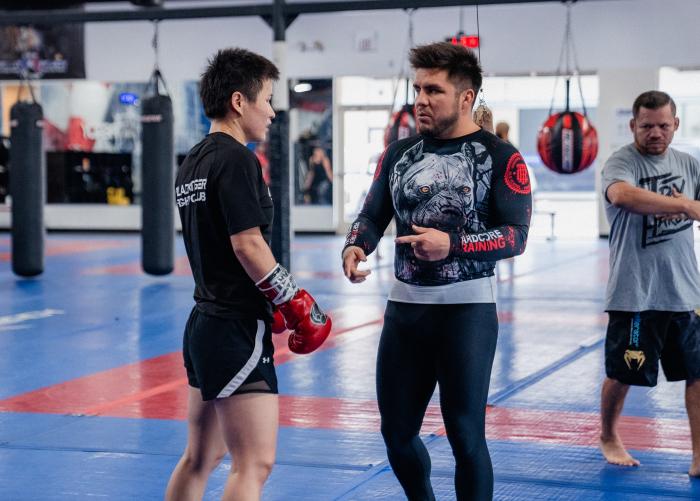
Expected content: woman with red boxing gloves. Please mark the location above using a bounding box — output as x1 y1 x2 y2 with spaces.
166 48 330 501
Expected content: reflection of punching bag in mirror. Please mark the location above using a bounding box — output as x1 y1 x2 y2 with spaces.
384 103 416 147
537 1 598 175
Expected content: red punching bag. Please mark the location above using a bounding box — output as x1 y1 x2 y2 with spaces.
537 79 598 174
537 111 598 174
384 104 416 147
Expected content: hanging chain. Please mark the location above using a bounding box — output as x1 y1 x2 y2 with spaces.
568 2 588 116
152 20 160 71
475 1 486 107
548 1 588 115
148 19 169 96
16 68 37 104
476 0 482 66
390 8 415 110
564 1 571 78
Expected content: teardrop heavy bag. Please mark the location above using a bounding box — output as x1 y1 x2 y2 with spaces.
537 111 598 174
384 104 416 147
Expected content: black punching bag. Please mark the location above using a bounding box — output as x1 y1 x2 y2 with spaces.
10 102 44 277
141 94 174 275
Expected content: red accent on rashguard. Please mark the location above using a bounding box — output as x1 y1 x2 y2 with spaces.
504 153 531 195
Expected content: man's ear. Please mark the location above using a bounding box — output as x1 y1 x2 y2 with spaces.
674 116 680 131
230 91 245 115
462 88 476 111
629 118 636 133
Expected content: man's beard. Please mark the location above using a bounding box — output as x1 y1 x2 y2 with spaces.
419 106 460 139
635 137 670 156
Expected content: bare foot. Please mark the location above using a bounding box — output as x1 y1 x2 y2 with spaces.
689 458 700 477
600 436 640 466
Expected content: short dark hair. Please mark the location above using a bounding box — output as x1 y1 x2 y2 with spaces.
199 48 279 119
632 90 676 118
409 42 482 94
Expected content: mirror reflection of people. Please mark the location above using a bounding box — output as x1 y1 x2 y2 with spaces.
70 156 104 203
303 146 333 205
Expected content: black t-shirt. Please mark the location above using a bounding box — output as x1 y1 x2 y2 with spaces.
345 129 532 286
176 132 273 320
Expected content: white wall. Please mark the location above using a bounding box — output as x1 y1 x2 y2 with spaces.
85 0 700 82
594 67 659 237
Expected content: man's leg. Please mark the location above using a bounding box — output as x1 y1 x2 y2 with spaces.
659 312 700 476
686 379 700 476
377 301 438 501
166 386 229 501
436 303 498 501
599 377 639 466
215 392 278 501
599 310 667 467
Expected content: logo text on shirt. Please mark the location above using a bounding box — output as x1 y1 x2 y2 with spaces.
176 178 207 208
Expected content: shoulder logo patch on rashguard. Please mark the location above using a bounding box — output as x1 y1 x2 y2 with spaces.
504 153 531 195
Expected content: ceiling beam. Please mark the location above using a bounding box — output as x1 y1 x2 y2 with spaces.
0 0 588 26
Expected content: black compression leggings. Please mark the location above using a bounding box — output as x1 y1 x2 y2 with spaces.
376 301 498 501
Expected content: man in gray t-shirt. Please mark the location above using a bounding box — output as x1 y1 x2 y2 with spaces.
600 90 700 476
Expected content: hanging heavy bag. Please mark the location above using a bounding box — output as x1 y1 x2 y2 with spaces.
537 109 598 174
10 101 45 277
537 2 598 175
473 101 494 134
141 83 175 275
384 104 417 147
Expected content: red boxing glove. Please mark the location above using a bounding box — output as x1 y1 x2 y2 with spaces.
271 307 287 334
256 264 331 354
278 289 332 354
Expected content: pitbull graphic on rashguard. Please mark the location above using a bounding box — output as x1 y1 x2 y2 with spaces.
347 129 532 287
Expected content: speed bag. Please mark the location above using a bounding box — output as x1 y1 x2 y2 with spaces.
384 105 416 147
537 111 598 174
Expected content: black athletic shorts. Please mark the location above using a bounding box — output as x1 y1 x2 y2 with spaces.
183 306 278 401
605 310 700 387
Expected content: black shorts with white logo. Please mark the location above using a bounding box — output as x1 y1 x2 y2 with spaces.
183 306 278 401
605 310 700 387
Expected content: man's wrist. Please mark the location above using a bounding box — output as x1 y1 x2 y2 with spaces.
256 264 299 305
679 198 692 215
342 244 362 258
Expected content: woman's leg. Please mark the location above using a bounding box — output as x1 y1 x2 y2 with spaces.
165 386 229 501
214 392 278 501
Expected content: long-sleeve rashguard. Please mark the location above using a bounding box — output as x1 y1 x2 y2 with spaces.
345 130 532 286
